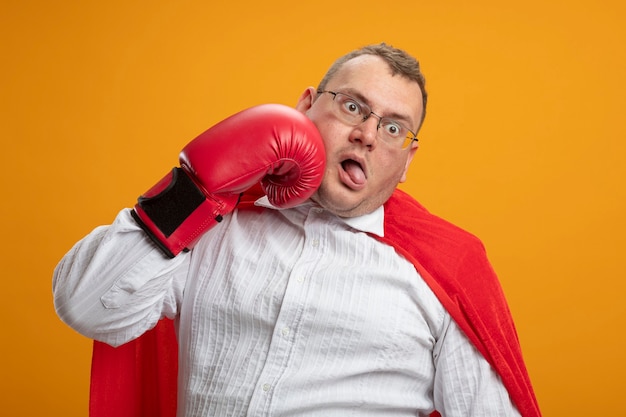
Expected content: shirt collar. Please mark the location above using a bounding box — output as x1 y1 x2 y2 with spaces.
254 196 385 237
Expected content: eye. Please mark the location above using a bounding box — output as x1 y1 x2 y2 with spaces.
381 119 405 138
339 96 362 117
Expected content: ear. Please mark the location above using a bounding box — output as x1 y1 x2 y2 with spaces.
399 142 419 183
295 87 317 113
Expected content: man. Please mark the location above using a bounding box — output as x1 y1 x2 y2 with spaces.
54 43 541 416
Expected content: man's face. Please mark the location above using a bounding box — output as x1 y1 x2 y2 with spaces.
296 55 424 218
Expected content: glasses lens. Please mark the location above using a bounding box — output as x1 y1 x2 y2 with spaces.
401 135 416 149
379 119 416 149
333 93 365 124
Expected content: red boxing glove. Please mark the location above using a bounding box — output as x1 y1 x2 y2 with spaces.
131 104 326 258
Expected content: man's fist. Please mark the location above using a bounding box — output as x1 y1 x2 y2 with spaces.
131 104 326 257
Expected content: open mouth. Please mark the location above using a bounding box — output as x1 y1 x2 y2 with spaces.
341 159 366 188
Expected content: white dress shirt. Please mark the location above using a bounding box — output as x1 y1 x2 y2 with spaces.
53 198 519 417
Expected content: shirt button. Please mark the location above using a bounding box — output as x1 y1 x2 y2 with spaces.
311 238 320 247
262 383 271 392
296 276 304 283
281 327 290 337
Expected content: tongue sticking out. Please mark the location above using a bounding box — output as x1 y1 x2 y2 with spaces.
342 160 366 185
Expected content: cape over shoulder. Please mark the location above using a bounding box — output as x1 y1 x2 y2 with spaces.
375 188 541 417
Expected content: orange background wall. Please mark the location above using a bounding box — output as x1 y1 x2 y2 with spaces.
2 1 625 416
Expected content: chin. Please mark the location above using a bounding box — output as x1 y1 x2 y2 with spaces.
319 194 375 218
311 187 356 216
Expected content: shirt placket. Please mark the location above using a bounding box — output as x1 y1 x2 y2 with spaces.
245 207 326 416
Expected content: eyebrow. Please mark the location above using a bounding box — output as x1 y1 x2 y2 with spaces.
339 88 416 131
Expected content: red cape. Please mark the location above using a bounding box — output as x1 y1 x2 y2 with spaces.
89 189 541 416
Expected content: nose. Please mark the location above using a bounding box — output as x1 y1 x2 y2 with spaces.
350 115 379 149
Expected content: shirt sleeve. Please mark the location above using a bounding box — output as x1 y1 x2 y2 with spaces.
433 313 521 417
53 208 189 347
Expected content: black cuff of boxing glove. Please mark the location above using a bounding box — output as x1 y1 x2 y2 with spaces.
131 210 182 258
136 167 206 237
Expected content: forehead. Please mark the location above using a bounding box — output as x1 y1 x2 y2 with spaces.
325 55 424 127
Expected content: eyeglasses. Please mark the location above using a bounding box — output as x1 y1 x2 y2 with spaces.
317 90 418 149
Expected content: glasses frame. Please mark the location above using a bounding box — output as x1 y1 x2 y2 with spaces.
317 90 419 149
